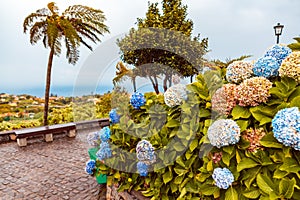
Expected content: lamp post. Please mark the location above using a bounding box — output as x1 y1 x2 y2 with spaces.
273 23 284 44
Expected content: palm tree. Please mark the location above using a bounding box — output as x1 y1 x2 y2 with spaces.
23 2 109 125
113 61 137 92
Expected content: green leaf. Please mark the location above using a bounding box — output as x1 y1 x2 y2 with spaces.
259 140 283 148
288 87 300 101
176 156 186 168
189 139 198 152
225 187 238 200
166 119 180 128
273 169 288 179
162 170 173 184
236 120 248 132
290 96 300 107
223 146 235 155
256 174 275 194
237 158 260 172
170 182 178 193
260 133 283 148
179 187 187 198
249 106 273 125
279 178 296 198
174 175 184 184
200 185 219 196
279 158 300 173
222 152 231 167
207 160 213 172
242 189 260 199
173 142 186 152
174 167 188 176
231 105 251 120
185 181 199 193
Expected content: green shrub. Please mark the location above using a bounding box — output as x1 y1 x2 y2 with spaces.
88 66 300 199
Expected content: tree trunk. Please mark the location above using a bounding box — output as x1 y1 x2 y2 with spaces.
43 47 55 126
132 76 137 92
163 74 168 92
149 76 159 94
153 76 159 94
190 75 193 83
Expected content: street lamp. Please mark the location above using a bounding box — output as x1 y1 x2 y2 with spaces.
273 23 284 44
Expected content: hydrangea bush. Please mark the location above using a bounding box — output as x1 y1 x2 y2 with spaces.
211 83 237 116
253 56 279 78
279 51 300 82
264 44 292 65
226 61 253 83
86 44 300 200
212 168 234 189
235 77 272 106
130 92 146 109
272 107 300 150
164 84 187 107
207 119 240 148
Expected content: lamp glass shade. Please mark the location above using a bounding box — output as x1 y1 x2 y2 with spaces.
274 23 284 36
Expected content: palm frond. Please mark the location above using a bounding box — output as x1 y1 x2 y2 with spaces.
63 5 106 22
23 13 48 33
29 21 47 44
65 38 79 65
24 2 109 65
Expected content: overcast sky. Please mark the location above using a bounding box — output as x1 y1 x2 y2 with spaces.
0 0 299 96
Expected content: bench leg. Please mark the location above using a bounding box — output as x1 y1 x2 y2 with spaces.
67 129 76 138
17 138 27 147
45 134 53 142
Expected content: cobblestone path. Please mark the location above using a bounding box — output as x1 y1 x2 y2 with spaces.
0 131 106 200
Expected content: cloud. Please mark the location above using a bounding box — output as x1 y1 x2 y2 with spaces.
1 0 300 95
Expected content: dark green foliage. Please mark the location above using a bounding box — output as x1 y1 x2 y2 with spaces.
117 0 208 93
92 72 300 199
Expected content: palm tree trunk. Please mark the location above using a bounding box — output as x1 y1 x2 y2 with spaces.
43 47 55 126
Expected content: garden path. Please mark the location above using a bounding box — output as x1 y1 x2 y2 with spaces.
0 129 106 200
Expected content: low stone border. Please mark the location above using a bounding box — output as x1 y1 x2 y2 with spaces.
106 185 150 200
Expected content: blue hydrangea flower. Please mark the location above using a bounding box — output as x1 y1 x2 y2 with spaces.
272 107 300 150
96 142 112 161
85 167 94 175
86 159 96 169
253 56 280 78
109 109 120 124
212 168 234 189
137 161 149 176
85 160 96 175
87 131 100 146
264 44 292 66
136 140 156 164
208 119 240 148
98 127 111 142
130 92 146 109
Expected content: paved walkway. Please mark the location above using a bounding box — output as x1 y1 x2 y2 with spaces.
0 130 106 200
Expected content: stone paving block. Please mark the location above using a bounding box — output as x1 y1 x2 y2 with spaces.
0 130 104 199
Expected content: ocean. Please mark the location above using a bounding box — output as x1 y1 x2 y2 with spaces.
0 85 114 97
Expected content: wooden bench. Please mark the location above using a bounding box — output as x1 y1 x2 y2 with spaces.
0 130 16 143
15 123 76 147
75 118 110 130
